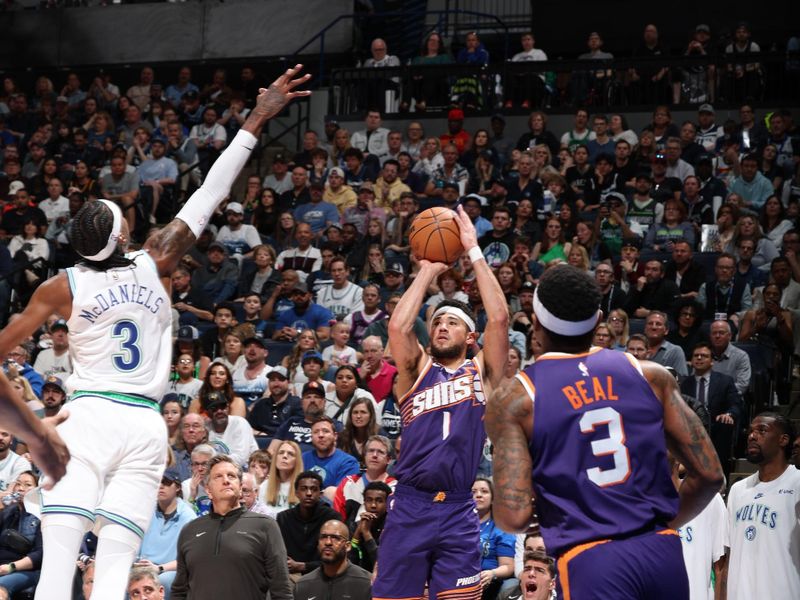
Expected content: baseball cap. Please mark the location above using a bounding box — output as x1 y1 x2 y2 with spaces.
150 136 167 146
56 96 69 104
177 325 199 342
329 166 345 179
43 375 65 393
442 182 459 192
243 336 267 349
696 153 713 164
386 262 405 275
605 192 627 205
463 193 487 207
490 113 506 123
358 182 375 194
272 153 287 164
448 108 465 121
698 103 715 115
50 319 69 333
225 202 244 214
8 181 25 196
302 380 327 398
162 467 182 485
621 237 642 250
183 90 199 101
291 281 309 294
301 350 324 365
635 171 653 181
267 366 289 380
309 181 324 191
653 152 667 162
695 24 710 33
202 390 229 411
207 241 228 254
519 281 535 293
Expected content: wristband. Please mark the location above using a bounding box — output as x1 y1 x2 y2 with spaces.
8 563 16 573
158 565 164 574
467 246 485 264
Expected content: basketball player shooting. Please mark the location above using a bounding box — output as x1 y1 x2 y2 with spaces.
0 66 310 600
373 205 509 600
486 265 723 600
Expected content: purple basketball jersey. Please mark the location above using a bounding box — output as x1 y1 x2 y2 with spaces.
518 348 678 558
394 358 486 492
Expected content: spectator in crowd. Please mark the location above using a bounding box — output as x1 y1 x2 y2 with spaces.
269 381 331 455
406 32 452 113
190 241 239 306
516 111 559 157
507 32 548 109
560 109 595 152
172 455 293 600
295 519 372 599
697 253 752 327
439 109 470 156
275 224 322 280
100 155 139 233
472 477 515 600
294 182 340 237
586 114 615 164
666 300 705 360
5 346 43 398
643 311 688 376
39 375 66 419
248 367 303 440
172 413 208 481
165 66 199 109
724 413 800 599
594 264 626 317
360 39 401 112
628 24 670 105
350 110 389 157
261 440 304 519
231 337 271 408
262 153 293 196
273 281 333 342
240 472 270 516
347 480 392 573
189 107 227 173
126 566 165 600
333 433 395 524
624 259 681 318
358 335 395 403
452 31 490 109
663 136 695 181
0 471 41 596
664 240 706 300
730 153 774 211
644 197 696 251
625 333 650 360
730 214 779 268
606 308 629 349
276 470 342 578
733 238 768 290
181 444 215 515
512 551 556 600
203 391 258 468
32 319 71 378
682 174 715 227
709 320 752 396
215 201 261 258
137 467 196 596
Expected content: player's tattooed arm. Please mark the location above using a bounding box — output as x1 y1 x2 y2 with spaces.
485 377 535 533
644 362 723 528
242 65 311 136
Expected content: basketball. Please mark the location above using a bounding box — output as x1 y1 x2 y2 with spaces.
408 207 463 264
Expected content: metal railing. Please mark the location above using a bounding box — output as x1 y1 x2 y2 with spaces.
329 52 800 115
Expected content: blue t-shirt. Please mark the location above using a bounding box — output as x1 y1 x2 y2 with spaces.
302 449 360 488
294 201 340 234
276 303 334 332
479 517 516 570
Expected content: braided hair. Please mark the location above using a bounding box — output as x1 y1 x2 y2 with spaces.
69 200 134 270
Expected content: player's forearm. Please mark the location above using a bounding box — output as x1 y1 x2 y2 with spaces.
0 372 50 447
388 265 437 334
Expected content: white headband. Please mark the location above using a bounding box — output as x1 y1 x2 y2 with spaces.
533 288 600 336
431 306 476 333
79 199 123 262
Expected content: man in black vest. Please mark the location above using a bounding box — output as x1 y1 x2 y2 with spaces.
697 253 752 329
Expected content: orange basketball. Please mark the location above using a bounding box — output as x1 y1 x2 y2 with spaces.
408 207 463 264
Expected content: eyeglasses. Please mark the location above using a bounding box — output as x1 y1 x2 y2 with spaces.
609 316 624 322
178 358 193 364
319 533 348 543
191 461 210 467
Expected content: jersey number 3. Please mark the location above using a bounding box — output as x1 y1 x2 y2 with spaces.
579 407 631 487
111 320 142 372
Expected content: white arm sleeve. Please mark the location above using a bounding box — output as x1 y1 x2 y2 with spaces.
176 129 258 237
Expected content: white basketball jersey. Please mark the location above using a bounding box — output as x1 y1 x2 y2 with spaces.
678 494 728 600
727 466 800 600
65 250 172 401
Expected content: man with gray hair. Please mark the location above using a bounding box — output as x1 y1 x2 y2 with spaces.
709 319 751 395
240 472 270 516
171 455 292 600
127 566 164 600
359 335 397 403
181 444 216 515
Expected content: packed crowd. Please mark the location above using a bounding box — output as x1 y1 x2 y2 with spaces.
0 35 797 598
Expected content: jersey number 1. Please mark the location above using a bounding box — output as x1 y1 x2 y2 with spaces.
111 320 142 372
579 407 631 487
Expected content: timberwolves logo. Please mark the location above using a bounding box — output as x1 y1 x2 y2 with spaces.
745 526 757 541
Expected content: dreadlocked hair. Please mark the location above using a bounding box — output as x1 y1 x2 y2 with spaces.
70 200 134 270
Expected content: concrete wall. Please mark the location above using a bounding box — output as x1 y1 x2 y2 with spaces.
0 0 352 68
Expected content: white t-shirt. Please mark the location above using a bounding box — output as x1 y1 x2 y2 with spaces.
207 415 258 468
726 466 800 600
678 494 728 600
316 282 364 320
321 344 359 368
33 348 73 379
215 224 262 256
168 378 203 410
262 480 293 519
38 195 69 224
0 452 32 492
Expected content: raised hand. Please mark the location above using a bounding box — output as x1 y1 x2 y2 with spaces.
253 65 312 121
454 205 479 251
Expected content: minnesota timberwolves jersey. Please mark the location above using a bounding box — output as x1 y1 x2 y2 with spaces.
65 250 172 401
394 358 486 492
518 348 678 557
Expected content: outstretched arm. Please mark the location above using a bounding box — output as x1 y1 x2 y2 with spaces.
485 377 534 533
146 65 312 276
388 260 448 393
454 206 508 388
643 361 723 528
